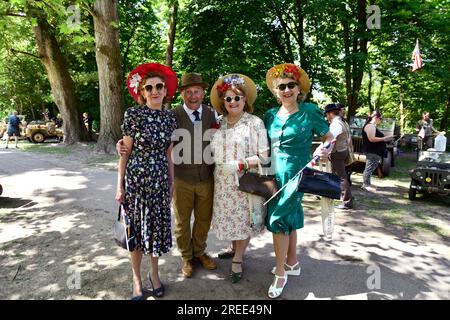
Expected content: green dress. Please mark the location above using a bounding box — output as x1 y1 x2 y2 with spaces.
264 102 329 234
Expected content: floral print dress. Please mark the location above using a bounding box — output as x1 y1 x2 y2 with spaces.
122 105 177 256
210 112 269 240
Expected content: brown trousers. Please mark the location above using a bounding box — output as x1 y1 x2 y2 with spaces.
173 177 214 261
330 150 353 205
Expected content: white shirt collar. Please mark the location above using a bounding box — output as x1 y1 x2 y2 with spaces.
183 104 203 122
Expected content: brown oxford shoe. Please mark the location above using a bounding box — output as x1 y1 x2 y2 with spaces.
197 253 217 270
182 259 194 278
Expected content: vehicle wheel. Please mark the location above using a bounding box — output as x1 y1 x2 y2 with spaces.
32 132 45 143
0 184 3 196
382 151 392 177
408 180 417 200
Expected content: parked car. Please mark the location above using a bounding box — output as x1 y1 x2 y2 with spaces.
25 120 64 143
409 150 450 200
347 116 400 177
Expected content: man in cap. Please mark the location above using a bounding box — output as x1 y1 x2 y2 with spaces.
324 103 354 210
170 73 217 277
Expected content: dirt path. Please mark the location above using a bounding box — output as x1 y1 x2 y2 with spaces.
0 144 449 300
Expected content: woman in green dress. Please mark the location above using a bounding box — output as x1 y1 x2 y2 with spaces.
264 63 333 299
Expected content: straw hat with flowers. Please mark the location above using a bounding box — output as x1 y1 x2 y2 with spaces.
210 74 257 114
266 63 310 96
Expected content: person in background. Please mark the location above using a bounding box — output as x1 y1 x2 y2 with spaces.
324 103 353 210
264 63 333 299
83 112 93 140
115 63 178 300
5 111 21 149
415 111 443 150
361 110 394 192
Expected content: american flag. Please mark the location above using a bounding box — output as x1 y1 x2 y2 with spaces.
412 39 422 72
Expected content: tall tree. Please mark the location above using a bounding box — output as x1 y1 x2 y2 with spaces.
92 0 124 153
33 17 88 144
165 0 178 68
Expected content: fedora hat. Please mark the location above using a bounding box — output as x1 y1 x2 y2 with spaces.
324 103 341 114
179 72 209 90
126 62 178 103
210 74 257 113
266 63 310 96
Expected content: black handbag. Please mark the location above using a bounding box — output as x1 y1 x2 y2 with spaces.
296 166 341 199
113 203 136 251
238 171 278 199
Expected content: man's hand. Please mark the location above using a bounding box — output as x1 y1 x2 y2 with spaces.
313 143 333 161
116 139 129 156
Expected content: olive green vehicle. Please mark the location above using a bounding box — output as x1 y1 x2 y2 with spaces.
409 150 450 200
25 120 64 143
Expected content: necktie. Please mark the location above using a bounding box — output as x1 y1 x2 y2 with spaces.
192 110 201 121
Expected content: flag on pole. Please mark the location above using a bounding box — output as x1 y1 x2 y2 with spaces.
411 39 423 72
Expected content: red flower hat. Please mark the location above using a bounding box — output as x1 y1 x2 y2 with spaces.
126 63 178 103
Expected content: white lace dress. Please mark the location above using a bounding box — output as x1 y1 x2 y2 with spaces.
210 112 269 240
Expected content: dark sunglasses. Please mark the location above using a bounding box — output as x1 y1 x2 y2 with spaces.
224 95 244 102
277 82 298 90
144 83 165 92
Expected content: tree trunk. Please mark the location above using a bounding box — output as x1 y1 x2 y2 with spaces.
399 91 405 133
440 94 450 131
33 19 87 144
368 67 373 111
342 19 352 116
295 0 306 69
375 78 384 109
165 1 178 68
349 0 368 116
93 0 124 154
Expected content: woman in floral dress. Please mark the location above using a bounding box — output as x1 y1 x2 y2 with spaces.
210 74 269 283
116 63 178 299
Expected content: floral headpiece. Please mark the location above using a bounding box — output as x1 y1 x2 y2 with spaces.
216 74 245 96
271 65 301 82
129 73 142 94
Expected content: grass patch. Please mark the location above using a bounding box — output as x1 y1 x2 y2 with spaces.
405 222 448 238
19 143 70 155
85 155 119 170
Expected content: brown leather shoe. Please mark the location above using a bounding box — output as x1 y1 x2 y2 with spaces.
197 253 217 270
182 260 194 278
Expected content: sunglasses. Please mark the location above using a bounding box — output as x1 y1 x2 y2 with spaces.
277 82 298 90
224 95 244 103
144 83 165 92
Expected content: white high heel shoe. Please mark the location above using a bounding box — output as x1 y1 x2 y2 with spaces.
271 261 301 276
268 273 288 299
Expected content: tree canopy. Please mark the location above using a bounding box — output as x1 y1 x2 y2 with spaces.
0 0 448 150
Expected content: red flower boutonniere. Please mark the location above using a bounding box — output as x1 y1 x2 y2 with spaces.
211 122 220 129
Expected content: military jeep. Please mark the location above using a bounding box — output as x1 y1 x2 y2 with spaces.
348 117 399 177
409 150 450 200
25 120 64 143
